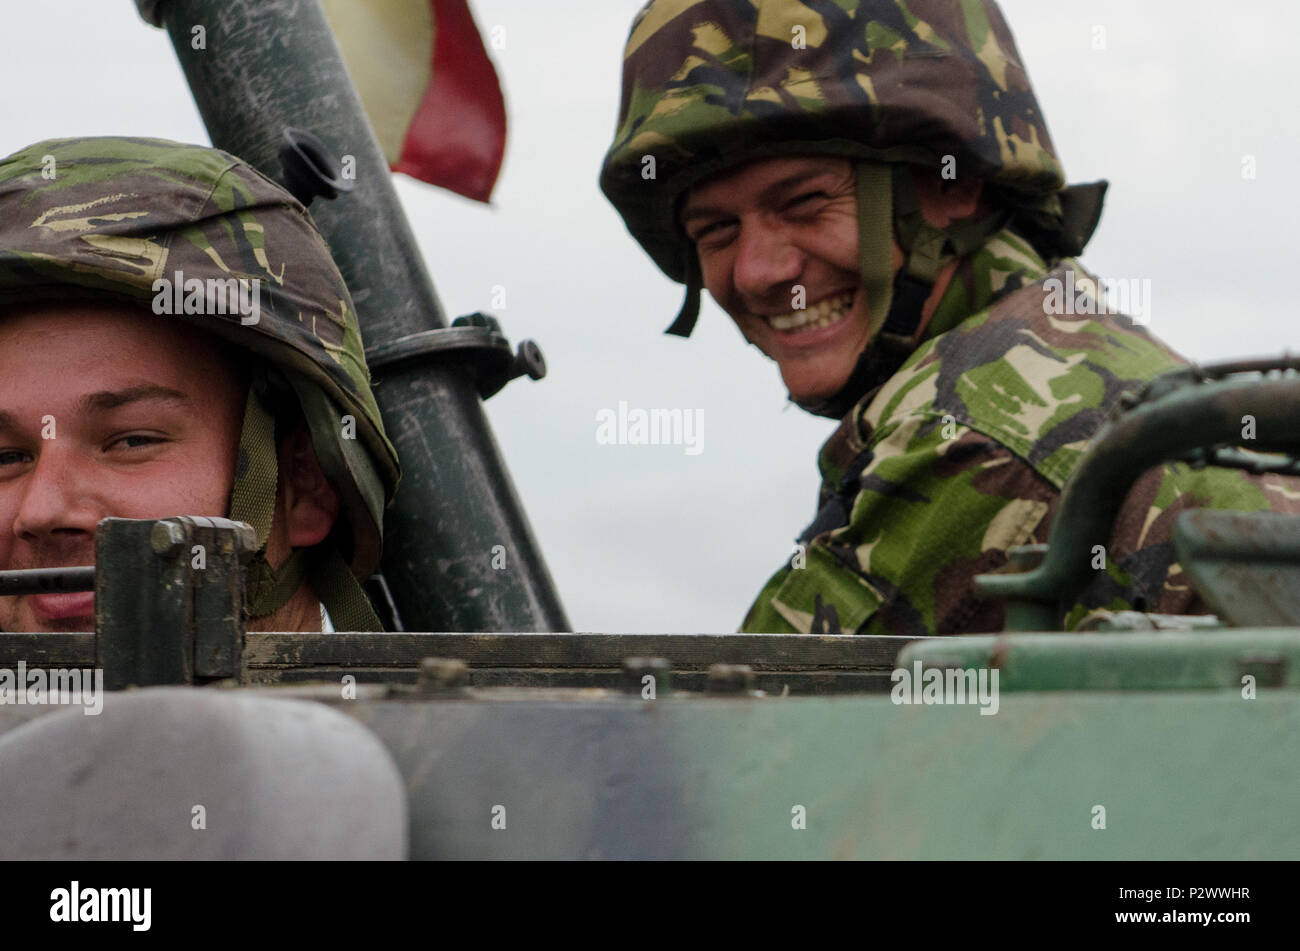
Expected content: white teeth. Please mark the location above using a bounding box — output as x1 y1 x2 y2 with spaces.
767 292 854 332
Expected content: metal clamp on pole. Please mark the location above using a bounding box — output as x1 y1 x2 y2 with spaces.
365 313 547 401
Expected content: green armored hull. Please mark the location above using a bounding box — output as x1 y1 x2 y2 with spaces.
1 624 1297 859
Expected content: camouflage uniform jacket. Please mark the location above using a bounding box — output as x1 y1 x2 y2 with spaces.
742 228 1300 635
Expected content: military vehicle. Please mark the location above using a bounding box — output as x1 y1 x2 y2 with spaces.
0 0 1297 862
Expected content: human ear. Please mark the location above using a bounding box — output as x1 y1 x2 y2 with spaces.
912 167 985 228
279 427 339 548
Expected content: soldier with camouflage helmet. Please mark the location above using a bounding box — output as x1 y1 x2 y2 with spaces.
0 136 399 633
601 0 1300 635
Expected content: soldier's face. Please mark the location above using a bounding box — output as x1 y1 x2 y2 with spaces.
0 303 245 632
682 156 900 404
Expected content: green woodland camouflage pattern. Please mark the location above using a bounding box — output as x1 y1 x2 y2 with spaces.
0 137 399 576
742 233 1300 634
600 0 1065 285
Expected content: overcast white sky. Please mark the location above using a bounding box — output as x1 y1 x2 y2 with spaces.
2 1 1297 632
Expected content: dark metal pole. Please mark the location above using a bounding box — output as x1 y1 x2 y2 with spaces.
0 567 94 596
137 0 569 631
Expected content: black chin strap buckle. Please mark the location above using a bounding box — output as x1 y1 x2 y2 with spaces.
881 272 933 340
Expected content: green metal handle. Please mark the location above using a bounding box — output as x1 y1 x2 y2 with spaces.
975 368 1300 630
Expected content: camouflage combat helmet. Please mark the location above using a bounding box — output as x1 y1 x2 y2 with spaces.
601 0 1106 415
0 136 401 630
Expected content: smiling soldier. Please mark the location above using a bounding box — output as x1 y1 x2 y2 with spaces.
0 137 399 633
601 0 1300 635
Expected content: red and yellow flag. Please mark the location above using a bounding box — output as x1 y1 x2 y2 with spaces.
322 0 506 202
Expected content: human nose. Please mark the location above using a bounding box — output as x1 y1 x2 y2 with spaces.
11 443 101 544
731 220 803 303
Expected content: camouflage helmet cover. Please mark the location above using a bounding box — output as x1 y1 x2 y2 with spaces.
599 0 1066 286
0 136 400 578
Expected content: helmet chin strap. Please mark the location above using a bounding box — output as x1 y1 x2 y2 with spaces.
666 254 702 337
795 162 1009 420
663 160 1010 420
228 379 300 618
227 375 382 631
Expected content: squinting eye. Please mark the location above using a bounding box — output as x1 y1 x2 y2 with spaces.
788 191 829 210
109 434 167 451
691 221 736 244
0 450 29 466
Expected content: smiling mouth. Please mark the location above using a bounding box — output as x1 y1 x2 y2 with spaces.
764 291 855 333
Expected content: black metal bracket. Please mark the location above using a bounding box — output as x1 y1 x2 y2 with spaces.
93 517 256 690
365 312 547 400
0 517 256 686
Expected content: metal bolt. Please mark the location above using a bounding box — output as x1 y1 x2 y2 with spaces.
1237 651 1288 688
150 520 187 556
452 312 498 332
417 657 469 693
706 663 756 695
622 657 671 697
513 340 547 381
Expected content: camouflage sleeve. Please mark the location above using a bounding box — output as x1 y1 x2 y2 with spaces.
741 412 1300 636
741 418 1059 636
